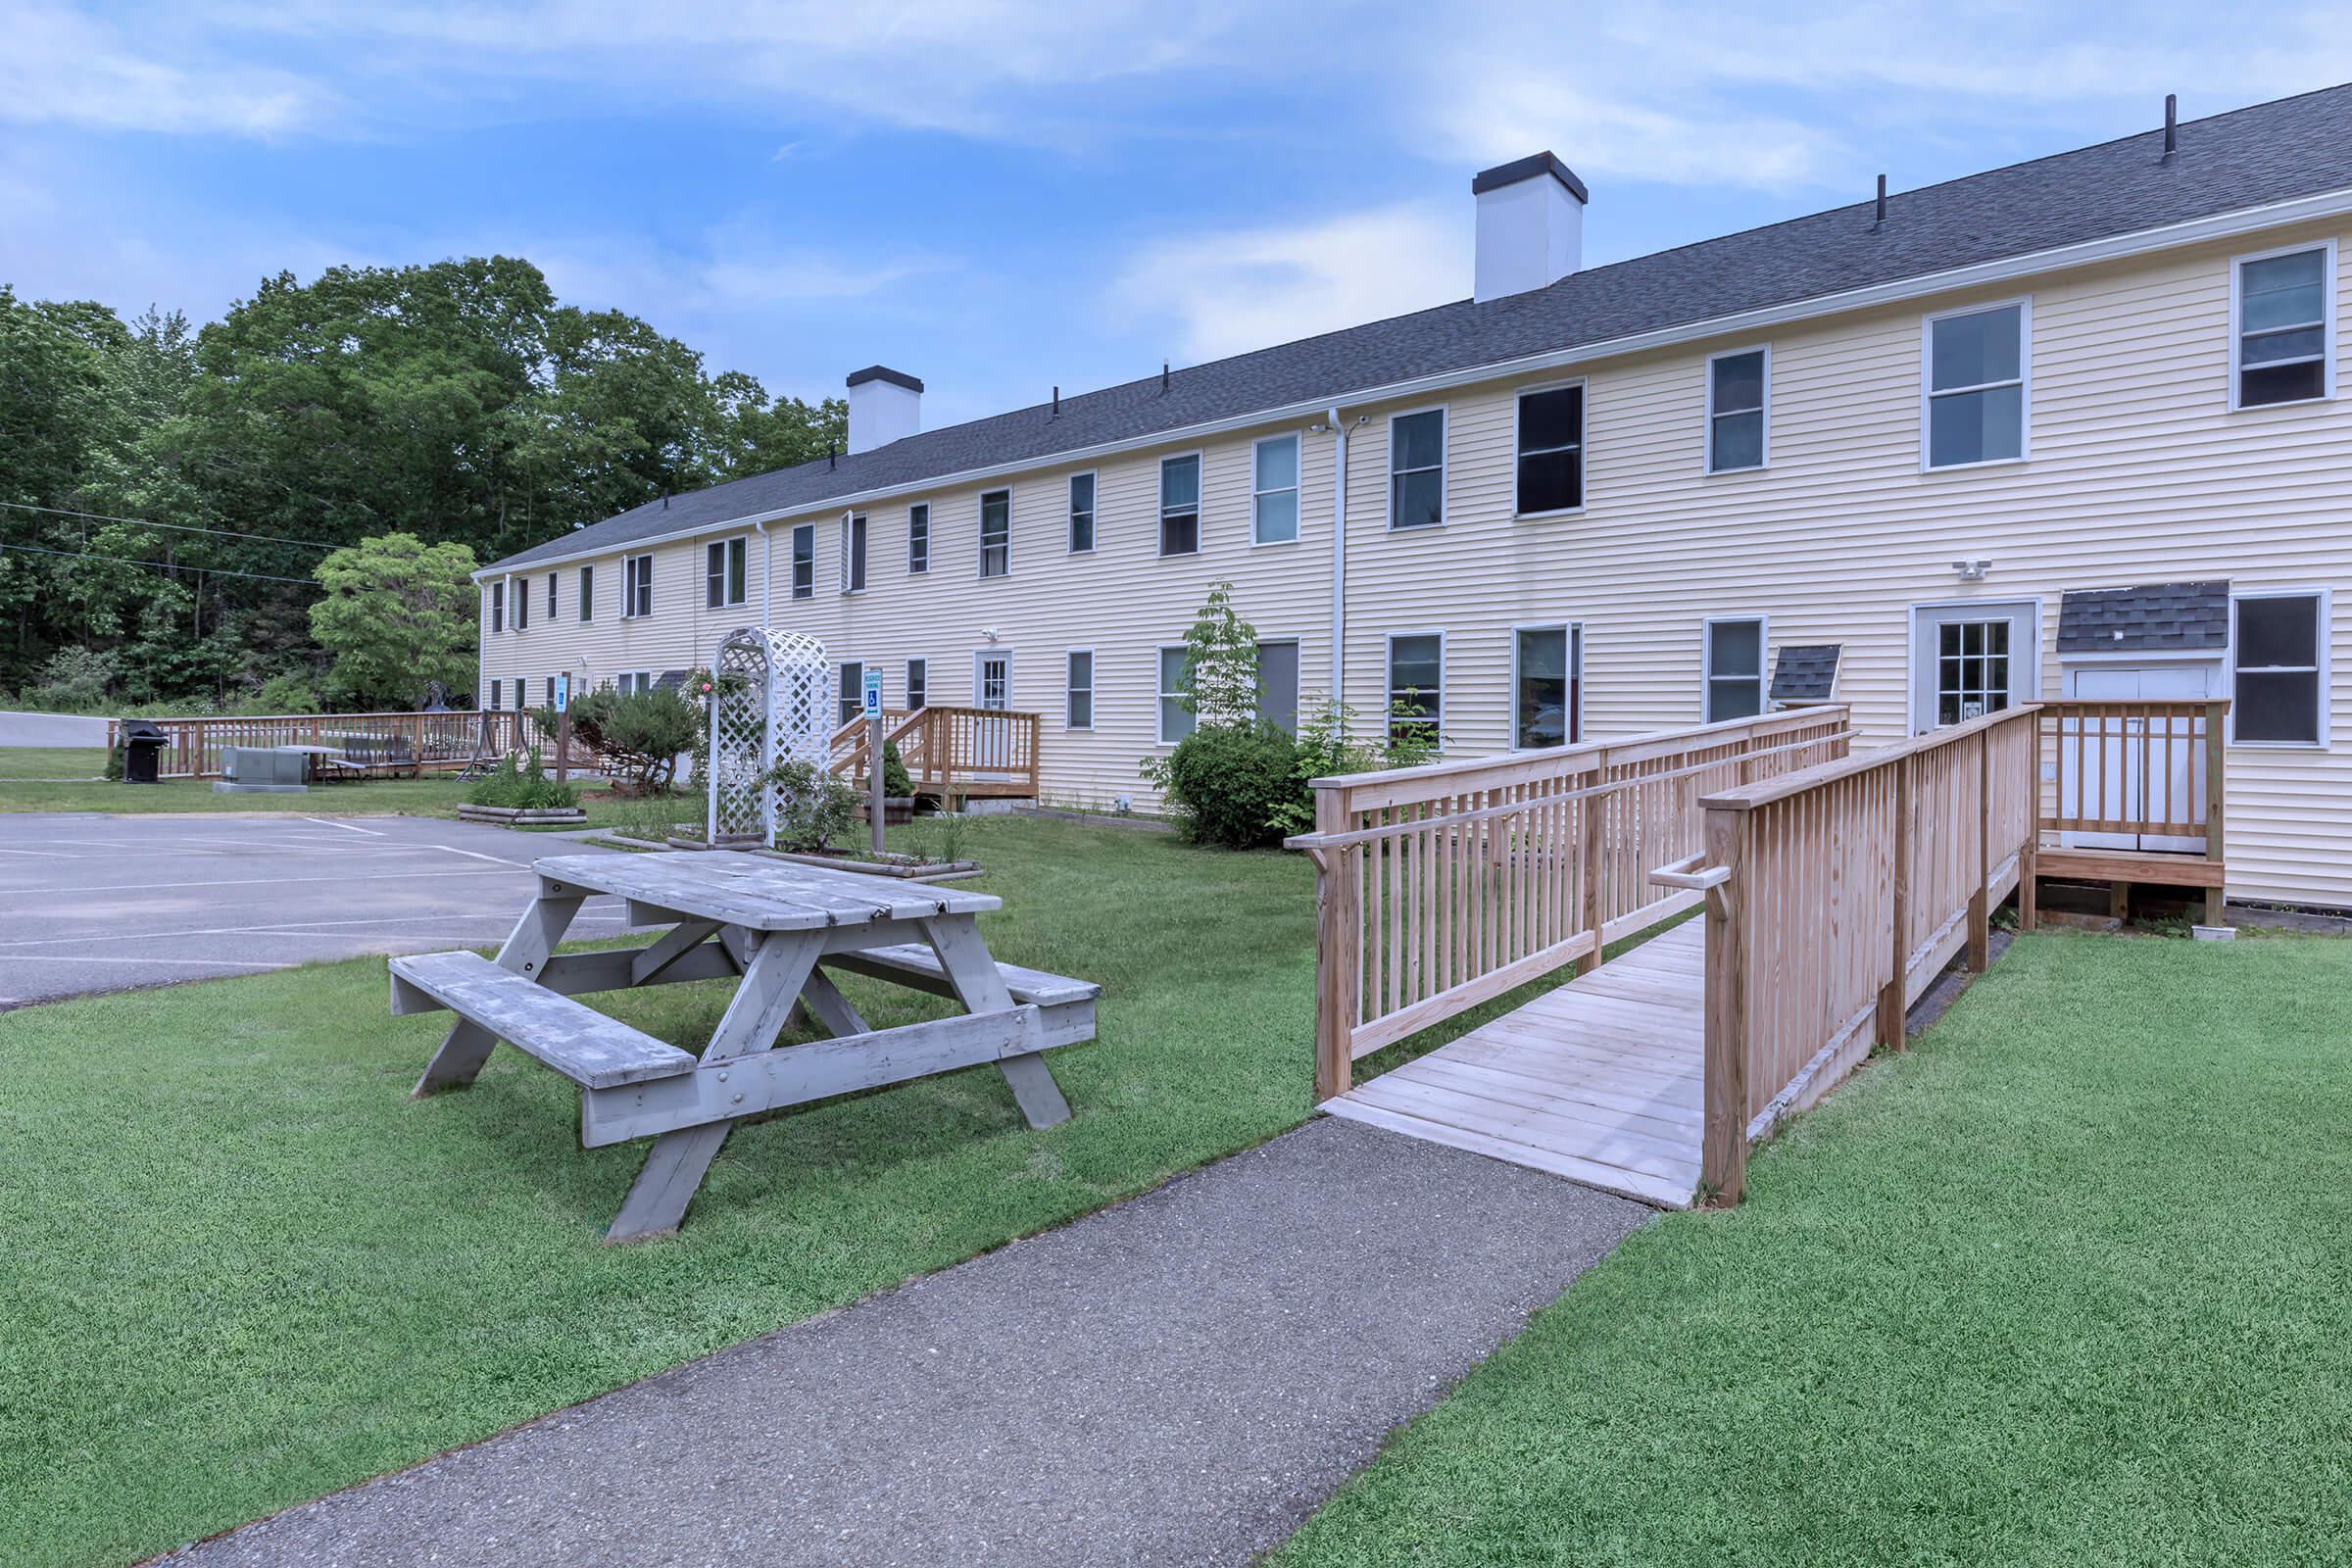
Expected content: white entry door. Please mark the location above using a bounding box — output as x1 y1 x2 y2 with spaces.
2061 662 2217 853
972 652 1013 770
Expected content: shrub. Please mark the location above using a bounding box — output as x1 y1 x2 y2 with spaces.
755 757 860 852
1158 720 1298 849
253 672 319 714
1267 698 1381 840
562 685 701 791
466 748 579 811
882 739 913 798
18 647 118 712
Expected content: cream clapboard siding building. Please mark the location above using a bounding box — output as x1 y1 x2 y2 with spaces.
478 86 2352 909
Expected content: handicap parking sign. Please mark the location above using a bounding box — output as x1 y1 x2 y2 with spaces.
861 668 883 721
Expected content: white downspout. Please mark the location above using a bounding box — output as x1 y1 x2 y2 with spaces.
1327 407 1348 721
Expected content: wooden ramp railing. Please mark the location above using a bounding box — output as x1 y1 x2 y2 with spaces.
2029 699 2228 924
1285 707 1853 1104
1687 706 2037 1202
828 705 1042 804
110 710 558 780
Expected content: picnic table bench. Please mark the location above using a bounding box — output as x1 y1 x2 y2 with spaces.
390 851 1099 1240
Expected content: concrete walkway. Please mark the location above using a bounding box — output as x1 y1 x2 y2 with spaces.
161 1118 1649 1567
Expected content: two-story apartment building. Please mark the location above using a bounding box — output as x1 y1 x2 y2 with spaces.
477 84 2352 909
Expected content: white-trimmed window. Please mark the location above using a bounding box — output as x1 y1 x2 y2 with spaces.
2232 590 2328 746
622 554 653 618
1706 348 1768 472
1156 645 1193 744
979 488 1011 577
615 670 654 697
1068 472 1097 553
514 671 525 708
1512 624 1582 748
1923 300 2028 468
513 574 528 630
1390 408 1446 528
489 580 504 634
487 678 501 710
1252 435 1298 544
1387 633 1444 745
2232 243 2335 410
1703 616 1767 722
577 564 593 622
544 675 558 707
906 658 928 710
908 503 930 574
791 525 814 599
545 573 557 621
705 537 746 609
841 513 867 593
837 662 864 728
1514 387 1582 514
1158 456 1200 556
1065 650 1095 729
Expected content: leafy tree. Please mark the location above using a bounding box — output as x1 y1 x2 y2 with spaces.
308 532 479 709
1174 580 1260 726
555 684 701 791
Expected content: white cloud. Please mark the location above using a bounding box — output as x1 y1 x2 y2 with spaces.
1428 74 1847 191
0 0 329 135
1112 202 1468 365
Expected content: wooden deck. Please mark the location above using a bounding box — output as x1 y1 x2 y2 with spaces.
1323 921 1704 1208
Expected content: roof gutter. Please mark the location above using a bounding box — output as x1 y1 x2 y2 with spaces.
473 180 2352 582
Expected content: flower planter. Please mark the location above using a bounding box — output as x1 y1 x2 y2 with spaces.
854 797 919 826
761 848 981 882
458 804 587 827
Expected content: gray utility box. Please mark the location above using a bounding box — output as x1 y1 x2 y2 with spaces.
213 745 312 795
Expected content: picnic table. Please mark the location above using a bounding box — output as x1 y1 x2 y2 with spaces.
390 851 1100 1241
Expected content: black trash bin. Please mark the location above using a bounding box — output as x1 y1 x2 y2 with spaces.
119 718 169 784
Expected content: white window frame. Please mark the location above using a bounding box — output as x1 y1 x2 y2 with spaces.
978 487 1012 578
840 513 867 594
1155 643 1193 745
907 503 930 574
1064 648 1096 730
1701 614 1770 725
705 536 747 610
545 572 558 621
837 661 864 728
906 657 928 710
615 669 655 697
2229 586 2331 749
1385 629 1446 747
1253 636 1301 732
1510 382 1585 517
1386 405 1447 530
1508 620 1584 750
622 554 654 619
790 524 814 600
1067 470 1098 555
1919 296 2032 472
1250 433 1301 546
1702 345 1770 474
577 564 593 622
487 678 501 710
511 571 527 631
489 579 504 634
1157 453 1203 558
2229 239 2337 413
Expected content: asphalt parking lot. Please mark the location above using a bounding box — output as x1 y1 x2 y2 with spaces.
0 813 636 1008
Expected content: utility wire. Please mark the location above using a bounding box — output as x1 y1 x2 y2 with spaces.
0 500 340 551
0 540 320 587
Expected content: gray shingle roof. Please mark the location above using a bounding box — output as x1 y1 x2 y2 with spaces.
2057 581 2230 654
483 83 2352 574
1769 644 1843 704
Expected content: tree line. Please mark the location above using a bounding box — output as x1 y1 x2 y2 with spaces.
0 257 844 709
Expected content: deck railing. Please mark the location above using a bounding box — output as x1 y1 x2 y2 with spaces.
109 710 559 780
1286 707 1852 1103
1685 707 2039 1202
828 705 1042 802
2030 699 2228 921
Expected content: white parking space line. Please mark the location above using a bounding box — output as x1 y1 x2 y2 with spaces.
0 955 297 969
1 867 519 897
304 818 386 835
0 904 633 950
431 844 540 869
0 846 81 858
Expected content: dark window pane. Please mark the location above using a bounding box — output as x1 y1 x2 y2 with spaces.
1929 383 2023 466
1938 624 1959 658
1390 636 1442 708
1930 305 2021 391
1709 620 1762 677
1160 513 1199 555
1393 410 1446 470
1516 387 1582 454
1707 678 1762 723
1711 352 1764 412
1393 467 1445 527
2240 360 2326 407
1515 628 1568 748
2238 595 2320 667
1711 411 1764 470
1516 449 1581 514
1939 693 1962 725
2240 250 2327 330
2236 670 2320 742
1160 456 1200 510
2241 325 2325 366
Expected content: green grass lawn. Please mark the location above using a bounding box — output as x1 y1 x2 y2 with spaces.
0 817 1317 1566
0 745 109 780
1274 931 2352 1568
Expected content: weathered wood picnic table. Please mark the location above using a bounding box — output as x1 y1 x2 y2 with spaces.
389 851 1099 1241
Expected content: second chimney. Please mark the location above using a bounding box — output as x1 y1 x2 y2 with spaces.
1472 152 1588 303
846 366 923 455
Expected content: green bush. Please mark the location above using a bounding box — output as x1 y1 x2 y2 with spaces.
882 739 913 798
561 685 701 791
466 748 579 811
252 672 320 714
1158 720 1298 849
17 647 118 712
755 757 860 852
1267 698 1380 840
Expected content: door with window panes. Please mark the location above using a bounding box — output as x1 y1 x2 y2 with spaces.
973 652 1013 770
1910 602 2037 733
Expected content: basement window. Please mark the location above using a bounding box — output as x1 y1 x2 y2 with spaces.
2231 590 2328 745
2233 244 2334 409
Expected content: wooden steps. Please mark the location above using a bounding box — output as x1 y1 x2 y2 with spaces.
1322 920 1705 1209
390 951 698 1089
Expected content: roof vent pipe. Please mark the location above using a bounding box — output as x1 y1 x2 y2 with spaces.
1052 385 1059 418
1160 363 1170 395
2163 92 2179 158
1873 173 1887 229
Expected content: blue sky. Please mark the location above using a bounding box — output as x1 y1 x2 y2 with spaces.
7 2 2352 429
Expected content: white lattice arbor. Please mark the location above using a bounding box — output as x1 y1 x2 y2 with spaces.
708 627 830 844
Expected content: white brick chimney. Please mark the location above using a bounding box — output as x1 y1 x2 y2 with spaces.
846 366 923 454
1472 153 1588 303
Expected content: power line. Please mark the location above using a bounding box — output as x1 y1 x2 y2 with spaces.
0 500 340 551
0 540 320 587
